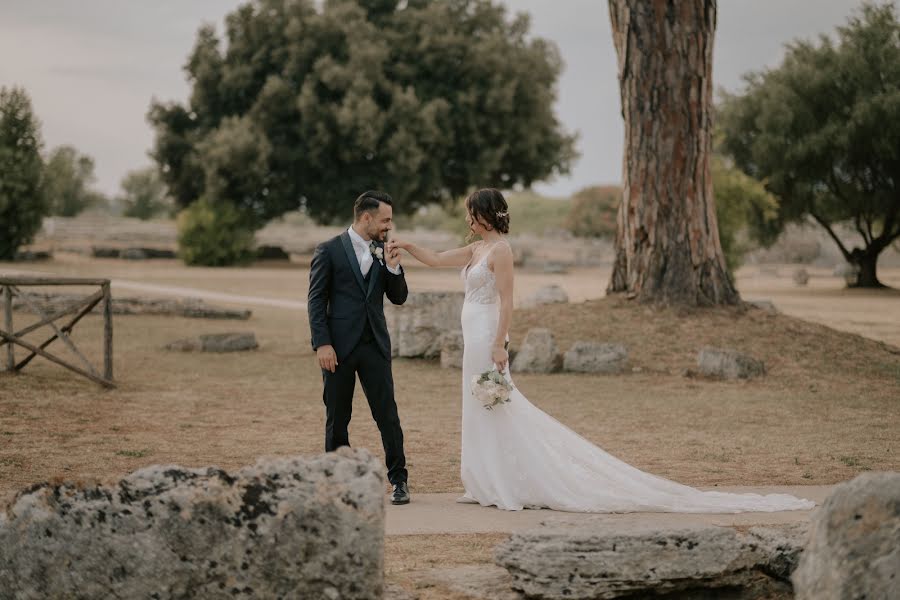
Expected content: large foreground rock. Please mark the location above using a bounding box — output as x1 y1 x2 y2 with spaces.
495 522 808 599
385 291 464 358
0 448 385 599
165 332 258 352
697 347 766 379
511 328 561 374
563 342 628 374
792 471 900 600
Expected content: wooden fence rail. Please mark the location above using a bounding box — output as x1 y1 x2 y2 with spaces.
0 277 114 388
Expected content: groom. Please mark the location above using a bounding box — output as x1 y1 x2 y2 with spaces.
307 191 410 505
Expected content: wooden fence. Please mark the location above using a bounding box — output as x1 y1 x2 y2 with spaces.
0 277 114 387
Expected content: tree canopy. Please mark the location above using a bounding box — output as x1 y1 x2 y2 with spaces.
117 166 170 220
718 2 900 287
149 0 576 228
42 145 107 217
0 86 45 260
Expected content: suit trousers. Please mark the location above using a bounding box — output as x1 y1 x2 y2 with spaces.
322 323 408 485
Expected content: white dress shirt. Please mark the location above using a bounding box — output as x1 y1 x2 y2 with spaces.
347 226 401 277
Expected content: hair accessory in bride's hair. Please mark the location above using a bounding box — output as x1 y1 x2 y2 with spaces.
496 210 509 219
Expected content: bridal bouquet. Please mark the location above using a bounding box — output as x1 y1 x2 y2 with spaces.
471 368 514 410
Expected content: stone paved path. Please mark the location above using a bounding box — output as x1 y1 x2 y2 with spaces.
384 485 835 535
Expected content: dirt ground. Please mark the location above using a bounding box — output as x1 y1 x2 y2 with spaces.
1 256 898 598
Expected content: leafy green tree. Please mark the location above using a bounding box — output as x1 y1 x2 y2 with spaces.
176 198 255 266
42 145 106 216
0 86 46 260
718 2 900 287
711 157 779 272
149 0 576 228
566 185 621 238
117 166 170 220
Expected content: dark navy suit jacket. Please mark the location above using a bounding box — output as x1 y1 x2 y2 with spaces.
307 231 408 361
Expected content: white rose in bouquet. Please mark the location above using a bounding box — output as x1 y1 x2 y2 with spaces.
471 368 514 410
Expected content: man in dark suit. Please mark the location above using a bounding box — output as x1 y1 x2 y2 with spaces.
307 191 411 505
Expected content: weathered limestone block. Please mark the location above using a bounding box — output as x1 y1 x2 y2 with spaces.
92 246 176 260
13 293 251 320
165 332 258 352
792 472 900 600
385 291 465 358
256 245 290 260
563 342 628 374
440 330 464 369
0 448 385 600
697 347 766 379
511 328 561 374
747 299 777 312
523 284 569 308
13 250 52 261
495 523 806 600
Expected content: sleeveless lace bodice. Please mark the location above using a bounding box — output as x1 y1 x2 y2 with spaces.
462 256 499 305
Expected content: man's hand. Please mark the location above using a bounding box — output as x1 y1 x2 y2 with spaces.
386 241 402 269
317 344 338 372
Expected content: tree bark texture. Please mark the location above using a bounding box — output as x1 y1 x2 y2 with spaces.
607 0 739 306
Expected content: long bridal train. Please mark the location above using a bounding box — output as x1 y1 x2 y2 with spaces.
458 254 816 513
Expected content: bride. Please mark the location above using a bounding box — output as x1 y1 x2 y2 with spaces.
389 188 815 513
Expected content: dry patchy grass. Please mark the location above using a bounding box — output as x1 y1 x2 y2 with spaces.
385 533 510 599
1 296 897 503
2 259 898 597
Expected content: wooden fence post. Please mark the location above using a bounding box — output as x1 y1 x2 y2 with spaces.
4 285 12 371
103 282 113 381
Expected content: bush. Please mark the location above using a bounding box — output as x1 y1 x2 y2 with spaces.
0 86 45 260
712 157 779 272
397 199 471 240
565 185 621 238
177 198 255 266
506 191 572 235
399 190 572 240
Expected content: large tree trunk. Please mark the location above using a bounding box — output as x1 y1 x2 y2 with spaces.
607 0 739 306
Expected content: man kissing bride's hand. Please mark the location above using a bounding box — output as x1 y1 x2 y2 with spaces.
385 239 402 269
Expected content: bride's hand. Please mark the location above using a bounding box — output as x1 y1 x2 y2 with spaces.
492 346 509 372
389 239 407 250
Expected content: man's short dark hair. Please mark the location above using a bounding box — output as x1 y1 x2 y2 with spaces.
354 190 393 220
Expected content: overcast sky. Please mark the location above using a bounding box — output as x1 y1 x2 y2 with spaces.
0 0 870 199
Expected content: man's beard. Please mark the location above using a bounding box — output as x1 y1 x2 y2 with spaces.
371 228 389 242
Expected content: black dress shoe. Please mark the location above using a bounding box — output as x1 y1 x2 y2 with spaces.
391 481 410 505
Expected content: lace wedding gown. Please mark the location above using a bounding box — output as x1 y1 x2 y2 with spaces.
458 253 816 513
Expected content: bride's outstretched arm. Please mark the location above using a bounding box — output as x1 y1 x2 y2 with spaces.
491 243 515 371
390 239 476 268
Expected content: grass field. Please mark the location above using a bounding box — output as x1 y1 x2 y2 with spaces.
1 256 898 598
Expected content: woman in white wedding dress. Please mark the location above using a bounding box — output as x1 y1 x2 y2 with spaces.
390 188 815 513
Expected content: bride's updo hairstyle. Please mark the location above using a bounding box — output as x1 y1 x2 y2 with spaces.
465 188 510 239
